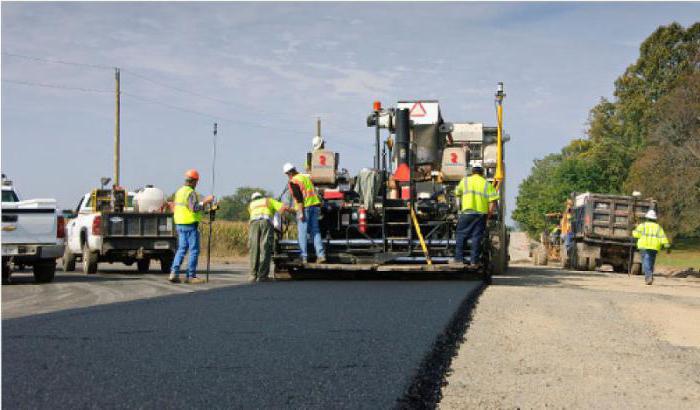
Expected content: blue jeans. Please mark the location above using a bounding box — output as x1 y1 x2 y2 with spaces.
455 213 486 264
171 224 200 278
297 206 325 260
641 249 657 281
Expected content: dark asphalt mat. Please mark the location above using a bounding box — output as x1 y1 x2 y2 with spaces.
3 280 481 409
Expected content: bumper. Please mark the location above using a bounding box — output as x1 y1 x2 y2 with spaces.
2 243 64 261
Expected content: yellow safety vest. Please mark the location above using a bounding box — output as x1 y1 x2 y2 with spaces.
290 174 321 208
455 174 499 214
173 185 202 224
248 197 283 221
632 221 670 251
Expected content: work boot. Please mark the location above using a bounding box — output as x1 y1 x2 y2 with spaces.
645 277 653 285
317 256 327 264
168 273 180 283
449 258 464 266
301 257 308 264
248 275 257 283
185 277 205 284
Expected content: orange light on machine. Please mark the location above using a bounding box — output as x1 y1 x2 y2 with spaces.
373 100 382 111
358 208 367 233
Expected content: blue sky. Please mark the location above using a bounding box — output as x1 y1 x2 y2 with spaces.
2 2 699 221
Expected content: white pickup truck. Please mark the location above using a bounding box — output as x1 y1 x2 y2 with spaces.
2 177 65 284
63 189 177 274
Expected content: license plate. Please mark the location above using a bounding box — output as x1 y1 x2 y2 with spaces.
2 245 18 256
154 241 170 250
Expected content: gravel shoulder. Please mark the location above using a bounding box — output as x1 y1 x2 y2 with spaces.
440 264 700 409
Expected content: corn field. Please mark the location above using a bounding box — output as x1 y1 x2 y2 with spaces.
199 221 250 257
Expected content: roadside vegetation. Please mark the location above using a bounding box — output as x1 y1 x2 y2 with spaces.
513 22 700 241
656 237 700 269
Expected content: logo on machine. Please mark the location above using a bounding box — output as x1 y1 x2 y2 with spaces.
450 152 458 164
319 155 327 166
409 101 427 117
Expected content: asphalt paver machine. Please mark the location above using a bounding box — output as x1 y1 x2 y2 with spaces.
274 86 510 279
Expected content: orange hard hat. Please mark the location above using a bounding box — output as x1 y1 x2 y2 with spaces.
185 169 200 180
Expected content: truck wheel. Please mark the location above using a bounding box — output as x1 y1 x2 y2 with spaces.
2 261 11 285
33 261 56 283
62 247 76 272
82 243 98 274
137 259 150 273
631 262 642 276
159 254 174 274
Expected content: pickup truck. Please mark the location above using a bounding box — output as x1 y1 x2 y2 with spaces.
2 177 65 284
63 190 177 274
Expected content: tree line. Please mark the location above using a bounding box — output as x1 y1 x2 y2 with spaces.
513 22 700 239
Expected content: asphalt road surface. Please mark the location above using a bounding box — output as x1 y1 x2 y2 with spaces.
3 278 482 408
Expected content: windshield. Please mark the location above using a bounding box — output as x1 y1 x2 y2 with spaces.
2 189 19 203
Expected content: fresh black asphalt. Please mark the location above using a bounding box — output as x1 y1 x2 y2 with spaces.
3 280 482 409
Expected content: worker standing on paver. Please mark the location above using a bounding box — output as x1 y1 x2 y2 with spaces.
169 169 214 284
248 192 284 281
283 162 326 264
632 209 671 285
561 199 574 259
452 163 499 268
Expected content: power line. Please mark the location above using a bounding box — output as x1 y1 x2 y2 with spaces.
2 78 112 94
1 52 113 70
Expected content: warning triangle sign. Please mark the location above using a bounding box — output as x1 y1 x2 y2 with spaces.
409 101 427 117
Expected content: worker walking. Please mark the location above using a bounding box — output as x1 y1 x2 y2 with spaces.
169 169 214 284
632 210 670 285
452 164 499 268
283 162 326 264
248 192 284 282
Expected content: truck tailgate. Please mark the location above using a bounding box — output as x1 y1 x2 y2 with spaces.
101 213 175 238
2 200 58 245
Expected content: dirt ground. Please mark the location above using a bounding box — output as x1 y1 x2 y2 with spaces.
440 261 700 409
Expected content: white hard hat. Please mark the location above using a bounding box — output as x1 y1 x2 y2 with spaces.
645 209 657 220
251 192 263 201
312 136 324 150
282 162 296 174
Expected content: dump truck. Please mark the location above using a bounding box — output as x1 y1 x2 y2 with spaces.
273 88 509 280
565 192 656 274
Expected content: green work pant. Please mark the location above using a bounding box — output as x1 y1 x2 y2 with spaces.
249 219 274 279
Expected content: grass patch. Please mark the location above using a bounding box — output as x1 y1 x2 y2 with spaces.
656 237 700 268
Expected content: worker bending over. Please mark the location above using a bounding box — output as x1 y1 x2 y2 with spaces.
169 169 214 284
283 162 326 264
248 192 284 281
632 210 670 285
452 164 499 268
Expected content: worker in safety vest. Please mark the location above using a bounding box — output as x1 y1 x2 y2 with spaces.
169 169 214 284
632 209 670 285
452 164 499 267
283 162 326 264
560 199 574 255
248 192 284 281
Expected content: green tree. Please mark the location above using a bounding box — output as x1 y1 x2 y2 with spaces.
217 187 274 221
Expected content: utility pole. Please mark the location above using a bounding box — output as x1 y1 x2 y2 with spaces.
114 68 121 186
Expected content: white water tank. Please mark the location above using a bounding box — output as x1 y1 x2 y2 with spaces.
135 185 165 213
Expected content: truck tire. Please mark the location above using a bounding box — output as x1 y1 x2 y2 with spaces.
137 258 150 273
62 247 76 272
82 243 99 274
2 261 11 285
160 253 174 274
631 262 642 276
33 261 56 283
